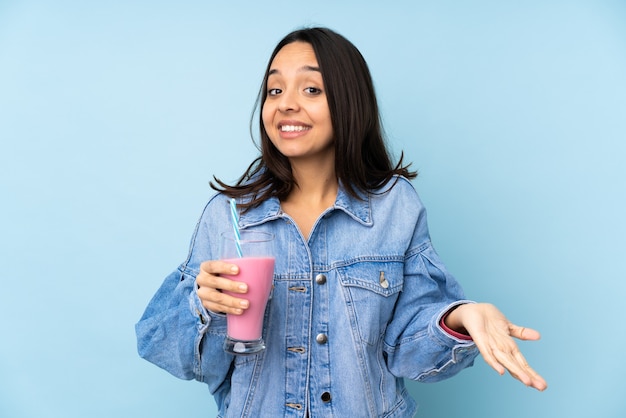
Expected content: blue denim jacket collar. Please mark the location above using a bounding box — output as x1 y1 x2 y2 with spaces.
238 182 373 229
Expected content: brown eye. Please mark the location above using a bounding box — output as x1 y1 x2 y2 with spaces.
304 87 322 95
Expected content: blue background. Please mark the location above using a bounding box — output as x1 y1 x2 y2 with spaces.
1 1 624 417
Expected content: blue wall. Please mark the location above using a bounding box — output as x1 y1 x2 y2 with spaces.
1 1 624 417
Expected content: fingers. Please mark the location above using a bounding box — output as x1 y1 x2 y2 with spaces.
199 260 240 279
459 304 548 391
513 350 548 391
511 324 541 341
492 344 548 391
472 333 506 376
196 260 249 315
474 330 548 391
199 286 249 315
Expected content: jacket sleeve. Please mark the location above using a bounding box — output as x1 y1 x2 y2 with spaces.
382 202 479 382
134 198 235 400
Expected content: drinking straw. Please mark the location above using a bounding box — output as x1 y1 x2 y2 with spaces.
229 198 243 258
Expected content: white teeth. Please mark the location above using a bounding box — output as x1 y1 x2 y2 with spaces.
280 125 309 132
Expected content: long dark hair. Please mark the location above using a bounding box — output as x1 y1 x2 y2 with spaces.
211 27 416 209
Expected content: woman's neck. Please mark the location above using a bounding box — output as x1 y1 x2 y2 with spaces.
287 156 338 205
280 157 338 239
285 178 338 208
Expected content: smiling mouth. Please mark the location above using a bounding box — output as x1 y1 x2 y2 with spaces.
279 124 311 132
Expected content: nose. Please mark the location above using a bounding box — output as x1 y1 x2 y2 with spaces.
278 88 300 113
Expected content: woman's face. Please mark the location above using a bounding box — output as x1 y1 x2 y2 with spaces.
262 42 334 164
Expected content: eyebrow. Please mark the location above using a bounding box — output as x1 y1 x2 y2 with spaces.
268 65 321 76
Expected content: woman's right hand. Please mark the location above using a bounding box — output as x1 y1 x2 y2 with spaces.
196 260 249 315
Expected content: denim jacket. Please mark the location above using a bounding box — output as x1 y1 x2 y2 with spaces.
135 177 478 417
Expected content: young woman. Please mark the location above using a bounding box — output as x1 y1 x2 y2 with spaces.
136 27 547 417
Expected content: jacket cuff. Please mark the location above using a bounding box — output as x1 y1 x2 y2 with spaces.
435 301 476 343
189 288 226 332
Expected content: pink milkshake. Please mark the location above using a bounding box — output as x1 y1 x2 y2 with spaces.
220 229 275 355
222 256 275 341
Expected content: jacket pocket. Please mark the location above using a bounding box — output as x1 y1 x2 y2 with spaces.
337 260 403 345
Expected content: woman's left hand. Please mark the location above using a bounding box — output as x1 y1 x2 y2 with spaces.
444 303 548 391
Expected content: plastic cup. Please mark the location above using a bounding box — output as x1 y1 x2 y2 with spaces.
220 231 275 355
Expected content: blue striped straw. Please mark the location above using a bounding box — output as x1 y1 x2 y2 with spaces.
229 198 243 257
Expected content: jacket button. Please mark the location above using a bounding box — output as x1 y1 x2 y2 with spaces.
315 333 328 344
321 392 332 403
315 274 327 284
